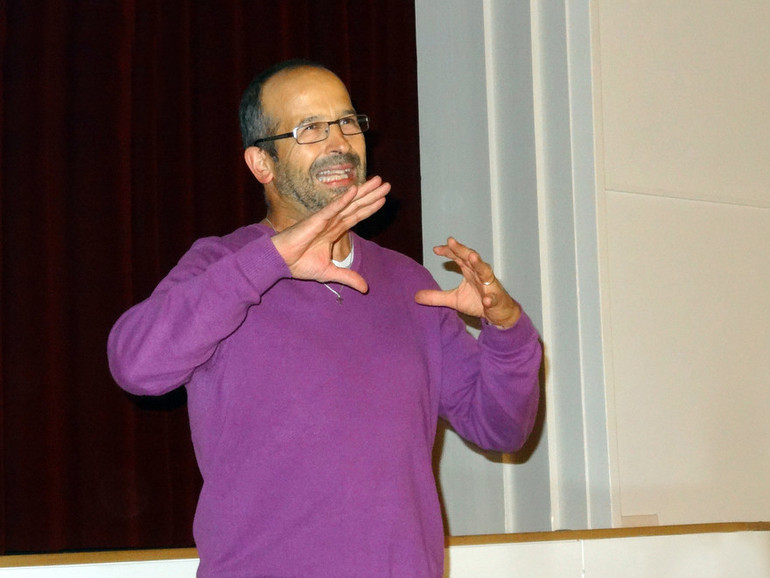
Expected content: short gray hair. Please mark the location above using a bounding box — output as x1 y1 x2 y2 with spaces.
238 59 330 156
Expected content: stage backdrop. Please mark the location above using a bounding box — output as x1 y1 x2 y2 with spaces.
0 0 421 553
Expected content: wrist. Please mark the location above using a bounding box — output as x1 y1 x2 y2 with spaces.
484 302 522 330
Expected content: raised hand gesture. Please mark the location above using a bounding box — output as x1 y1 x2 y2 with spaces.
269 176 390 294
415 237 521 329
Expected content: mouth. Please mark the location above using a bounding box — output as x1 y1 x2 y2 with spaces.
315 165 357 187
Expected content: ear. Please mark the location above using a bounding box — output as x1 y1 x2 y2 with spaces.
244 146 274 184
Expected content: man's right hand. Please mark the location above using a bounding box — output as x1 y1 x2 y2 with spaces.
269 176 390 293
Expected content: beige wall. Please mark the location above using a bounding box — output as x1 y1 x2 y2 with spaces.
416 0 768 533
592 0 770 526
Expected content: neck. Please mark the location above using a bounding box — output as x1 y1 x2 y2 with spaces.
262 213 352 262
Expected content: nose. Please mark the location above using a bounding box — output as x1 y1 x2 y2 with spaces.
322 123 351 154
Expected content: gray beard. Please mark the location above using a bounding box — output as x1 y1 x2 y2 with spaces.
273 153 366 213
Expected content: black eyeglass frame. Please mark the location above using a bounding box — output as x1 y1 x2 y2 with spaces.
252 114 369 147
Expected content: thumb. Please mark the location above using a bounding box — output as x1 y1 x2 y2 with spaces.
414 288 451 307
328 268 369 295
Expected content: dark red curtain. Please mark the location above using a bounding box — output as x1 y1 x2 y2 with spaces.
0 0 421 554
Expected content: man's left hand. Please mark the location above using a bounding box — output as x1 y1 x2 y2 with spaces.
414 237 521 329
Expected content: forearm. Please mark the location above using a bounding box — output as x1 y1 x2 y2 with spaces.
440 312 542 452
108 234 289 395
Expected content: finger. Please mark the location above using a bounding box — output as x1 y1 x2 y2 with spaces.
304 186 363 241
318 184 359 219
336 176 384 212
345 188 390 221
431 242 457 260
468 253 496 285
448 239 488 271
414 288 452 308
445 237 473 259
432 237 475 264
341 178 390 213
441 239 497 286
432 247 487 288
317 179 388 233
337 182 390 227
481 273 498 288
345 195 387 226
354 175 383 197
323 267 369 294
320 193 387 244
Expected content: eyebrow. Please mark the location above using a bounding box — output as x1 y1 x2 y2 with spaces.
295 109 357 126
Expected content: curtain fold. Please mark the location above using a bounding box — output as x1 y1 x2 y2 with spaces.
1 0 420 553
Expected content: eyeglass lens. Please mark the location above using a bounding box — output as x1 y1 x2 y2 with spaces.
296 115 369 144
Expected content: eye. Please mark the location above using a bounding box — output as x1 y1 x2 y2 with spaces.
298 122 327 136
339 116 358 128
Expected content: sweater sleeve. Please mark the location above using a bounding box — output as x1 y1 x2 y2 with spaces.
107 232 290 396
437 309 542 453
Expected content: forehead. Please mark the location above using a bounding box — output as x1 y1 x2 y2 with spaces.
261 67 354 128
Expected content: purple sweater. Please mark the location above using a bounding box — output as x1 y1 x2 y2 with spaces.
108 224 541 577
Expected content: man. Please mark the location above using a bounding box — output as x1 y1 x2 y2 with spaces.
108 60 542 577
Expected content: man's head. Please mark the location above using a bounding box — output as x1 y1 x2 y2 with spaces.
239 59 322 155
240 61 367 217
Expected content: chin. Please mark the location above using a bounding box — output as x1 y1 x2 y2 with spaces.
329 184 351 195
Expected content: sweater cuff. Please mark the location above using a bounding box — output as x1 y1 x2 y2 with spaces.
481 311 539 348
234 234 292 297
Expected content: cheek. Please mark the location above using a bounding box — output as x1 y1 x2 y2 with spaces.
353 141 367 164
278 139 310 161
281 149 316 176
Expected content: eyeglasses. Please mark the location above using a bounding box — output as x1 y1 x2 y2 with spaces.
252 114 369 146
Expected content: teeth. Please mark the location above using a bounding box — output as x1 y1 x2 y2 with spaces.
317 169 351 182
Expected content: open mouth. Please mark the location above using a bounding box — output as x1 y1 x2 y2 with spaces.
315 166 356 186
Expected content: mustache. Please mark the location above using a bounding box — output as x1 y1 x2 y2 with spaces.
310 152 362 173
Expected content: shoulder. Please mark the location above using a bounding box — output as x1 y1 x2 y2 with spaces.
201 223 269 251
186 224 270 261
160 225 272 278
